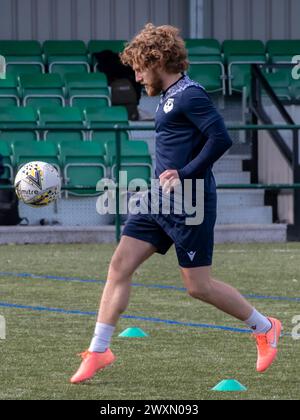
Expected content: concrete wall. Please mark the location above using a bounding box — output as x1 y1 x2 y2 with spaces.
0 0 190 42
258 130 294 224
203 0 300 41
1 0 299 43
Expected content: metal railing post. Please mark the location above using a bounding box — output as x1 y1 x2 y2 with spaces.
115 126 121 243
291 128 300 239
250 65 260 184
2 123 300 241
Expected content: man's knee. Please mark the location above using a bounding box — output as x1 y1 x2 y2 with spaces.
187 284 213 301
108 236 155 280
183 270 214 301
109 253 136 278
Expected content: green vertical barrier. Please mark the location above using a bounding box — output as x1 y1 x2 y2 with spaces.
115 127 121 243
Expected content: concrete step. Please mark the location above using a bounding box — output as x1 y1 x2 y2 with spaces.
18 197 115 227
214 155 249 173
229 143 252 156
128 126 156 157
216 206 273 225
218 190 265 207
214 224 287 243
0 224 287 244
19 193 269 226
214 171 251 185
137 94 160 120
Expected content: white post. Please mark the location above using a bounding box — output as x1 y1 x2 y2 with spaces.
0 315 6 340
190 0 204 39
0 55 6 79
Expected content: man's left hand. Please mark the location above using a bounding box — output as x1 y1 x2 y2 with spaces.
159 170 181 194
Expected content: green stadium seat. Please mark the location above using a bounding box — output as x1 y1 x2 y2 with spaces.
59 140 106 196
0 141 13 181
188 64 225 93
105 139 152 187
43 40 90 76
84 106 129 143
185 39 225 94
38 106 85 142
0 74 20 106
0 130 38 146
88 130 129 146
0 40 42 56
19 73 65 109
290 74 300 101
185 39 221 61
262 69 292 101
0 41 45 79
84 106 128 125
12 140 60 172
223 40 266 95
0 106 38 145
266 41 300 102
0 105 37 125
64 72 111 109
88 40 127 54
43 40 87 56
229 66 253 95
88 40 126 71
267 40 300 63
223 40 265 57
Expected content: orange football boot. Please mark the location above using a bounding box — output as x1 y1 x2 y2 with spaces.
255 317 282 373
70 348 116 384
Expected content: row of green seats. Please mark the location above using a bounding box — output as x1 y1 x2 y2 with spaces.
186 39 300 61
2 64 297 102
0 139 152 196
1 39 299 98
256 69 300 101
0 105 128 124
186 39 300 97
1 38 298 63
0 73 111 109
0 105 129 144
0 40 127 77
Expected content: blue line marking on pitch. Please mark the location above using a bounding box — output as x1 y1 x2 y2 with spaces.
0 272 104 285
243 294 300 302
0 271 299 302
121 315 251 334
0 301 252 334
0 301 292 337
0 301 96 316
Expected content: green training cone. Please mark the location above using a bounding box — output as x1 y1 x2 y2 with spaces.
212 379 247 392
118 327 149 338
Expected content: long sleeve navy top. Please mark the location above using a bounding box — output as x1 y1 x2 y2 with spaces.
155 75 233 195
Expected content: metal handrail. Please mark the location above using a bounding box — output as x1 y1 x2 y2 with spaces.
1 122 300 241
0 123 300 130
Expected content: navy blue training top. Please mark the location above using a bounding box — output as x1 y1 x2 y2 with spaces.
155 75 233 195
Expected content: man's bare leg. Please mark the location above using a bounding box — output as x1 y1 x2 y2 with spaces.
180 266 282 373
180 266 253 321
98 236 157 325
70 236 157 384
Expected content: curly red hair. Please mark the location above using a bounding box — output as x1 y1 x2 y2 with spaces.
121 23 189 73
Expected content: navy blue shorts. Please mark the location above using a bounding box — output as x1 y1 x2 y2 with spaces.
122 193 217 268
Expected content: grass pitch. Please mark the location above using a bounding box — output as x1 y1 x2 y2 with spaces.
0 243 299 400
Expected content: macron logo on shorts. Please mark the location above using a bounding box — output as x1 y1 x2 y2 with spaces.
187 251 196 262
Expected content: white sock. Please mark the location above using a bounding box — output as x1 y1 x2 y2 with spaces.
245 309 272 334
88 322 115 353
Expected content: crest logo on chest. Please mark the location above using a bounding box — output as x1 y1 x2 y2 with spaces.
163 98 175 114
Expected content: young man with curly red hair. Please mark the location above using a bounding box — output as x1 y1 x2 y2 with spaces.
70 24 281 384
